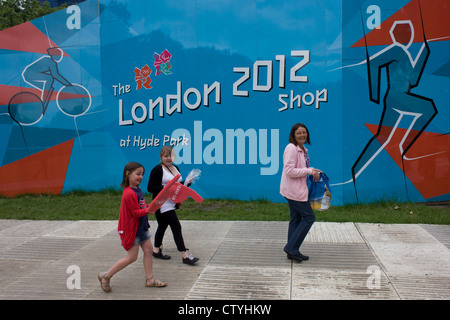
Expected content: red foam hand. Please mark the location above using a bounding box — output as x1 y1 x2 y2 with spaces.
147 174 203 213
168 182 203 204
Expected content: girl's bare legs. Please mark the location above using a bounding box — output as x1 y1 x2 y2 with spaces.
108 245 140 276
100 245 139 290
100 240 166 290
142 240 167 286
140 239 155 286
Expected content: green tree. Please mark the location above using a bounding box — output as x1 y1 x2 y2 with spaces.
0 0 67 31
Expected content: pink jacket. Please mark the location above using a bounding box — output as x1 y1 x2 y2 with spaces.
280 143 315 201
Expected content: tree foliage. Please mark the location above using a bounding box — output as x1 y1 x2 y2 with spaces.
0 0 67 31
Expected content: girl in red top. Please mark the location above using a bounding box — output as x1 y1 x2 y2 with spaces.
98 162 167 293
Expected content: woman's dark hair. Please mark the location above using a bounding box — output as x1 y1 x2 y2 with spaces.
288 123 311 146
121 162 144 188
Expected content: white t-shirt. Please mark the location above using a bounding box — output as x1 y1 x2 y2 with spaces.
160 166 182 213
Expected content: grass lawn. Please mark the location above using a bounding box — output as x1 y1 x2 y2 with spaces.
0 190 448 225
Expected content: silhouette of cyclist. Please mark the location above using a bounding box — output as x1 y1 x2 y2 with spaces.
22 47 72 112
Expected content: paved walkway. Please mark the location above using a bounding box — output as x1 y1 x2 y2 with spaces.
0 219 449 300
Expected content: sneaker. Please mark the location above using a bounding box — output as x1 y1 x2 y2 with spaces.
182 254 199 265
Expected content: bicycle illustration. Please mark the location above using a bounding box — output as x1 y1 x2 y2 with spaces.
7 47 91 126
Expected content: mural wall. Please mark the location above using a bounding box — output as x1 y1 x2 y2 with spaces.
0 0 448 205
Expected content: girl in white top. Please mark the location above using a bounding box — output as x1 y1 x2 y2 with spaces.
147 146 199 265
160 163 181 213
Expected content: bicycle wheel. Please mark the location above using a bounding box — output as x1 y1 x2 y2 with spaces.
8 92 44 125
57 84 91 117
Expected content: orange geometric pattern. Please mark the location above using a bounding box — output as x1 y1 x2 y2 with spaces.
0 139 74 197
0 21 67 55
365 124 449 199
352 0 450 47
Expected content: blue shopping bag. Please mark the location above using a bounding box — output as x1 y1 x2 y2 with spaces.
308 172 331 210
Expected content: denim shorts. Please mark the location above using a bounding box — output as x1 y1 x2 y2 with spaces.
133 230 151 246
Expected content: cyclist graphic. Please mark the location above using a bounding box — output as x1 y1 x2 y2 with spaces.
22 47 72 108
8 47 91 126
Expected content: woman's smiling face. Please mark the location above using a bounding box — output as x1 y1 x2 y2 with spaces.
294 126 308 146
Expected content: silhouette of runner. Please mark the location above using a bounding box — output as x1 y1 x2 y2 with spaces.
352 20 437 186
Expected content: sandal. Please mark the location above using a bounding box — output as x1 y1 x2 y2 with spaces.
145 276 167 288
98 272 112 293
153 249 171 260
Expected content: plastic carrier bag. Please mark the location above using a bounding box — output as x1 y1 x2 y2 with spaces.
308 172 331 211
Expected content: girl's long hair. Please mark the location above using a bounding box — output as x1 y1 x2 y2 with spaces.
160 145 176 162
121 162 144 188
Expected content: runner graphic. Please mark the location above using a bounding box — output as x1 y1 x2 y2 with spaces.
352 19 437 188
331 2 442 202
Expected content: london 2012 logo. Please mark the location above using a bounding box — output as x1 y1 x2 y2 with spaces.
134 49 172 90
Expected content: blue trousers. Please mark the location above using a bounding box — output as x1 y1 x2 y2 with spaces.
284 199 315 256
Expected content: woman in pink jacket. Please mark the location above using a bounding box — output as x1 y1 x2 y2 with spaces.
280 123 321 262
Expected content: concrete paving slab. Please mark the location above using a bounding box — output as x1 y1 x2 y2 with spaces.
187 265 291 300
356 223 450 276
420 224 450 249
356 223 450 300
0 220 449 300
291 269 399 300
0 220 72 237
44 220 117 239
305 222 365 244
